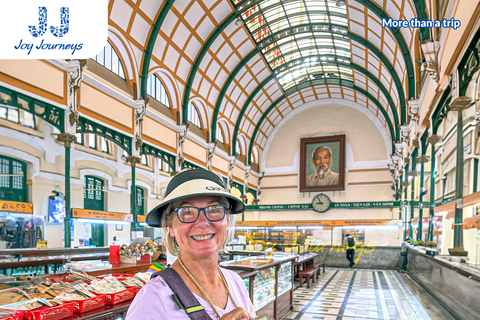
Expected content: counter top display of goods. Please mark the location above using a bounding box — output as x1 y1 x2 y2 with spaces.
0 270 153 320
220 254 295 320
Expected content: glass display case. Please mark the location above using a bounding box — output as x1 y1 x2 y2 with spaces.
220 254 296 320
253 266 276 310
277 261 292 296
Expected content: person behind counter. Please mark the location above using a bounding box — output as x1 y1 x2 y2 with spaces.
126 169 255 320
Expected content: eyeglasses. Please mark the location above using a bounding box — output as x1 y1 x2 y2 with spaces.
172 205 228 223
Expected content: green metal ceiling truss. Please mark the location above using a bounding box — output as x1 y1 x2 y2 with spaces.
356 0 416 93
253 22 408 122
247 79 396 164
140 0 175 100
233 0 414 116
193 1 416 143
213 29 405 149
0 86 65 132
181 12 237 124
77 116 132 155
231 56 400 156
140 143 176 171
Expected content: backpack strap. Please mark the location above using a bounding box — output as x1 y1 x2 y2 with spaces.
151 268 212 320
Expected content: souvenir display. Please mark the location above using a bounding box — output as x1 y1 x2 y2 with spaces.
253 267 276 310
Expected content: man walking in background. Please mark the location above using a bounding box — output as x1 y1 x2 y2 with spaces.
345 233 356 268
399 237 412 273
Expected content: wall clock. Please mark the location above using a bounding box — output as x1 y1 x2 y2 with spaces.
312 193 331 213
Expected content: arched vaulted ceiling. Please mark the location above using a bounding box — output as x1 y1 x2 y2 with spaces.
107 0 427 165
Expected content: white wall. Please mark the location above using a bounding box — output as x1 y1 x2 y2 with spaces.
105 223 131 246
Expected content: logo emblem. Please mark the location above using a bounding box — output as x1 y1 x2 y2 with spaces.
0 0 108 59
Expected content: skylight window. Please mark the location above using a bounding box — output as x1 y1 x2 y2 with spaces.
233 0 351 90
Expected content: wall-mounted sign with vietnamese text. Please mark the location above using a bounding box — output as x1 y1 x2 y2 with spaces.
0 200 33 213
245 201 401 211
72 208 133 222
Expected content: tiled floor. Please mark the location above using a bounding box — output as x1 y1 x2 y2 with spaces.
284 268 451 320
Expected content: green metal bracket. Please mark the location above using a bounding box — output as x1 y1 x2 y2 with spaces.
231 180 244 194
0 86 65 132
140 143 176 172
77 116 132 155
181 160 201 170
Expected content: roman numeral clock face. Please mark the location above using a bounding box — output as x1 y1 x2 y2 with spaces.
312 194 330 213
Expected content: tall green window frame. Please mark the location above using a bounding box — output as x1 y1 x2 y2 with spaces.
147 75 170 108
91 41 125 79
135 187 144 216
0 155 27 202
84 176 104 211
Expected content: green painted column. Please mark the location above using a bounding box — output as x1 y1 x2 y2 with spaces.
126 156 140 233
131 165 137 232
65 144 71 248
417 152 427 241
55 133 76 248
453 110 464 248
428 145 436 242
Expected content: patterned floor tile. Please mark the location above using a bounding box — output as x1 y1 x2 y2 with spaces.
286 268 450 320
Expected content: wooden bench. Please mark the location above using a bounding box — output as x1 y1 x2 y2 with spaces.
298 266 319 288
313 261 326 278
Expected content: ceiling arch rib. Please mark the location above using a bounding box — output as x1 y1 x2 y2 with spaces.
181 12 236 124
213 27 404 151
231 0 410 123
227 49 401 155
139 0 174 100
247 82 396 164
353 0 416 96
252 22 406 110
244 79 396 149
231 73 396 159
211 48 260 142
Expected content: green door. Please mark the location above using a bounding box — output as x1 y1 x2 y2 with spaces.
90 223 104 247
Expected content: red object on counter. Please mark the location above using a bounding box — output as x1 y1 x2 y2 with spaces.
70 295 106 313
23 301 75 320
97 273 134 281
103 287 137 305
0 310 24 320
109 245 120 264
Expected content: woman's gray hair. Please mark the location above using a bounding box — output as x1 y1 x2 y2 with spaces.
161 196 236 256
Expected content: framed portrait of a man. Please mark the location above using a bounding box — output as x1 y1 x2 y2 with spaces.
299 135 345 192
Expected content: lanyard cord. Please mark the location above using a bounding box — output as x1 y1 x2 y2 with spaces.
178 257 238 319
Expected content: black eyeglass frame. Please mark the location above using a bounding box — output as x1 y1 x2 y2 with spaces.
171 204 228 223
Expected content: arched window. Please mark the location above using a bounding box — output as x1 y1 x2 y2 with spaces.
252 147 259 164
0 156 27 202
188 102 202 128
147 75 170 108
135 187 144 216
92 41 125 79
236 140 241 155
84 176 104 211
216 127 224 143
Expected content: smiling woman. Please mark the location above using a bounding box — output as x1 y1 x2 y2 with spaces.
126 169 255 320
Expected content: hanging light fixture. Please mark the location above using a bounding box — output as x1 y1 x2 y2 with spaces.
235 16 243 26
336 0 346 7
